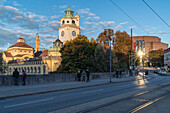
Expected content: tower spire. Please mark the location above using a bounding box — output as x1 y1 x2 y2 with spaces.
35 33 40 52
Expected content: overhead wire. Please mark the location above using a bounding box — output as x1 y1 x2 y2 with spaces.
110 0 170 35
142 0 170 29
110 0 148 34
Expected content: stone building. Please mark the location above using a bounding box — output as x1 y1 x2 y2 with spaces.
58 5 80 43
132 36 168 56
3 35 34 63
2 6 80 75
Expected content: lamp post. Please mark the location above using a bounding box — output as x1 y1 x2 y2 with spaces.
138 51 144 78
105 29 115 83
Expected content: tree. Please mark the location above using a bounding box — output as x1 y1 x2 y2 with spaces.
96 29 114 48
60 35 97 73
90 45 110 72
113 31 131 69
0 52 7 74
149 49 164 67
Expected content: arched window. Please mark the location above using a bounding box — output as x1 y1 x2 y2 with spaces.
38 67 41 73
19 67 20 73
9 68 11 73
24 67 26 72
72 20 75 24
34 67 37 73
62 20 65 24
31 67 33 73
43 65 46 74
27 67 30 73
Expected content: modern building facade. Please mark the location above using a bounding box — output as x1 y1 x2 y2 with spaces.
164 48 170 68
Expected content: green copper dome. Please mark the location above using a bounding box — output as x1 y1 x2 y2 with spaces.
64 6 76 18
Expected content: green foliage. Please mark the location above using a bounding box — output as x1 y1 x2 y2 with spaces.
149 49 164 67
0 52 7 74
113 31 131 69
60 35 97 73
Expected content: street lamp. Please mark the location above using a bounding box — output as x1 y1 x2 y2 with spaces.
138 50 145 78
104 29 115 83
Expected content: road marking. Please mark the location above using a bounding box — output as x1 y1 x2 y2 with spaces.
4 98 54 108
128 94 167 113
82 89 104 94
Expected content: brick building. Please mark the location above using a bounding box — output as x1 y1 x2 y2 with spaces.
132 36 168 56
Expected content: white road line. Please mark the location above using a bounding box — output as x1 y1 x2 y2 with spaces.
82 89 104 94
4 98 54 108
129 94 167 113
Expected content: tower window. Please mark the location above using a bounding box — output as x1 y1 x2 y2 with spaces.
72 20 75 24
62 20 65 24
67 21 69 23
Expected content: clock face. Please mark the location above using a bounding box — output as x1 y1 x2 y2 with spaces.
72 31 76 36
61 31 64 37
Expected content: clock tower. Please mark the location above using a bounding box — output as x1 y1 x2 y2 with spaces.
58 5 80 43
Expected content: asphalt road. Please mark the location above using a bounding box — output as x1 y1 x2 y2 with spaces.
0 72 170 113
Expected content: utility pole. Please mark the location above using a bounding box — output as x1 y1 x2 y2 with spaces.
130 28 133 75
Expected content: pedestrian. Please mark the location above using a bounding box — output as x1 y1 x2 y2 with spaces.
119 70 122 78
81 69 86 82
22 70 27 85
77 70 81 81
13 68 19 85
116 69 119 78
145 70 148 78
86 69 90 82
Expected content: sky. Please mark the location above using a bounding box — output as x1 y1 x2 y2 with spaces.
0 0 170 51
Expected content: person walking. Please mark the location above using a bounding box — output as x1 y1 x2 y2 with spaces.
13 69 19 85
116 69 119 78
77 70 81 81
81 69 86 82
22 70 26 85
119 70 122 78
86 69 90 82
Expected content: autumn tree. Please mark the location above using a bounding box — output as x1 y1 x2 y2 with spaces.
149 48 164 67
60 35 97 73
113 31 131 69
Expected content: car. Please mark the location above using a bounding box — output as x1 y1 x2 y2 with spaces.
157 70 161 74
154 70 158 73
160 70 167 75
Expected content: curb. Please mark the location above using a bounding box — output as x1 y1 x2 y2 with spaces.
0 76 151 100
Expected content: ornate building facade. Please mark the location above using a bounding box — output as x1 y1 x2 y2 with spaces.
2 6 78 75
58 6 80 43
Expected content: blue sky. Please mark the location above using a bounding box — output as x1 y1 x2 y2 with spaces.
0 0 169 50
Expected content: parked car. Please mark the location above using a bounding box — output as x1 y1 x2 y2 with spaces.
154 70 158 73
160 70 167 75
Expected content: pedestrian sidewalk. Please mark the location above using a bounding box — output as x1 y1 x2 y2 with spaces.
0 75 147 99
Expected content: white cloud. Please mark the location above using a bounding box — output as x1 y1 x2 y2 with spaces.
120 22 128 25
51 15 60 19
129 26 136 29
47 21 60 30
84 21 92 25
80 27 85 31
115 25 122 29
89 13 95 16
0 5 39 29
93 16 100 20
13 1 22 7
88 31 95 34
59 5 67 9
